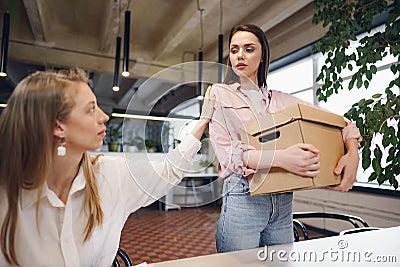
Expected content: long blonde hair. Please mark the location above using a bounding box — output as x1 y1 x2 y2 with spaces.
0 68 103 265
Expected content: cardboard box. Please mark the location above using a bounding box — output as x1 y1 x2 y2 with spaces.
240 104 346 195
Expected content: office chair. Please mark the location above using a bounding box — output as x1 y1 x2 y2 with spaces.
112 248 133 267
293 211 370 241
293 219 309 241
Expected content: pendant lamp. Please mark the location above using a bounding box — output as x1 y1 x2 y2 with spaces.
198 49 203 96
0 12 10 77
122 10 131 77
218 34 223 82
112 36 121 91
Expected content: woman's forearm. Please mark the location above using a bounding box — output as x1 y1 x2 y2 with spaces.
242 143 321 177
191 118 209 140
242 150 276 169
344 138 359 156
191 86 215 140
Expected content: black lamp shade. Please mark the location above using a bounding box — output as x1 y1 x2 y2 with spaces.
218 34 223 83
122 10 131 76
198 49 203 96
113 36 121 90
0 12 10 77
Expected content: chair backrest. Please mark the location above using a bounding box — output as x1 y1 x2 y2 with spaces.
113 248 133 267
293 211 371 241
339 227 381 235
293 212 369 228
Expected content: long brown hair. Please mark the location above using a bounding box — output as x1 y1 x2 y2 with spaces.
0 68 103 265
223 24 271 87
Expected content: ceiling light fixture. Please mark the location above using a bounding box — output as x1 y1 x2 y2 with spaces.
122 10 131 77
112 36 121 92
111 112 196 122
0 12 10 77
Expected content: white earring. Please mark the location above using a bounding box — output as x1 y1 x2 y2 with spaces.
57 138 66 156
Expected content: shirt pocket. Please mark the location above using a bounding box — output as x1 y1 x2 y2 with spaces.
220 100 257 128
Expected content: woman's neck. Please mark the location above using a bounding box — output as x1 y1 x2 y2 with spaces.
240 76 259 90
47 153 83 203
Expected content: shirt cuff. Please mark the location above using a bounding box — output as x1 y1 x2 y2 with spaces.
342 118 362 144
178 134 202 161
231 140 256 176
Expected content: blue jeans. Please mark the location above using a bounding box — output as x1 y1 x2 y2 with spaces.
216 173 294 253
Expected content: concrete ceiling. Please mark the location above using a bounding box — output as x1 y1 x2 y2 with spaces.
0 0 326 115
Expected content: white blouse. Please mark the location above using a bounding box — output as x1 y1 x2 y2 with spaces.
0 134 201 267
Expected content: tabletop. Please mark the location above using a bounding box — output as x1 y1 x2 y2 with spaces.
152 226 400 266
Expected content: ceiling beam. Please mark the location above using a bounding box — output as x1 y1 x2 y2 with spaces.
8 38 125 75
8 39 174 80
21 0 47 42
205 0 314 62
252 0 313 33
268 4 326 61
267 3 316 43
99 0 129 53
153 0 219 61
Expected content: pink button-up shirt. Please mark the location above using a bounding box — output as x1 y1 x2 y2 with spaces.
209 83 361 179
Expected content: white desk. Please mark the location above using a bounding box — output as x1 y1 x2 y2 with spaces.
153 226 400 266
164 172 219 210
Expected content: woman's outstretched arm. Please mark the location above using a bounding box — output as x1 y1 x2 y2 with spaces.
191 86 215 140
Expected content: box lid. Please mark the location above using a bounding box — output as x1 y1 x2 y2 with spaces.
243 104 346 136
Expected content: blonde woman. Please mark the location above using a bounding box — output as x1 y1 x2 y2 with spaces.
0 68 214 266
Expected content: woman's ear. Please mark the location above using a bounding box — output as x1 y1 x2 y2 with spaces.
53 120 65 139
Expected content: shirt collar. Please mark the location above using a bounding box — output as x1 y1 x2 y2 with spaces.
260 86 271 101
234 82 270 100
232 82 241 92
20 185 48 210
70 167 86 194
20 167 86 210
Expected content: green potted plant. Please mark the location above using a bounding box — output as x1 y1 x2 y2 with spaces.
145 139 161 153
106 121 122 152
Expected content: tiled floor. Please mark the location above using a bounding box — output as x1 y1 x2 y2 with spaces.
118 203 325 265
119 204 220 265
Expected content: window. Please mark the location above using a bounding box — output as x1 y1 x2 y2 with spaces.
268 58 313 95
268 58 315 104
